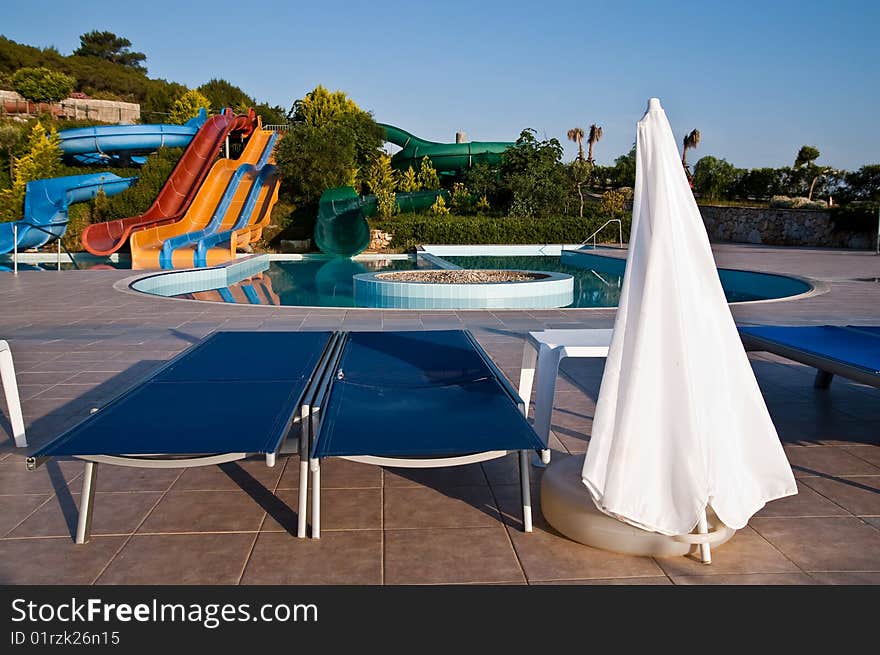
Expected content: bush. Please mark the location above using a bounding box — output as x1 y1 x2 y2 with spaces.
830 202 878 233
168 90 211 124
12 67 76 103
769 195 794 208
370 209 630 249
93 147 183 221
429 195 449 216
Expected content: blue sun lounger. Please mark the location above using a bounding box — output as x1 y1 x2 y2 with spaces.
740 325 880 389
303 330 545 538
28 331 335 543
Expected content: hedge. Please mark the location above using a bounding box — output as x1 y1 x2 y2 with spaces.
369 211 631 249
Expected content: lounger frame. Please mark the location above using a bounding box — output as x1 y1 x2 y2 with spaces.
299 331 537 539
27 332 341 544
741 327 880 390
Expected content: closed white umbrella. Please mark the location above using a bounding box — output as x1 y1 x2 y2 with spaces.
581 98 797 539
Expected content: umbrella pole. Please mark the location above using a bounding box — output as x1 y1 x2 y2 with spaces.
697 509 711 564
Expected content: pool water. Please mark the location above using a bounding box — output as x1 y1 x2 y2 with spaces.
171 252 811 308
178 257 423 307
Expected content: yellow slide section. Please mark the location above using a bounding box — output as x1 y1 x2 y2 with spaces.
130 127 278 269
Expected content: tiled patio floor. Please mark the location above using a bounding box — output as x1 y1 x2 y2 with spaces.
0 244 878 584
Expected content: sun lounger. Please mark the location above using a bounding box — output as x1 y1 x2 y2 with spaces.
740 325 880 389
27 331 334 543
303 330 545 538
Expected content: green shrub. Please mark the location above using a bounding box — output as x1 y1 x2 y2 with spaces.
12 67 76 103
830 202 878 233
63 202 93 251
93 147 183 221
429 195 449 216
370 209 630 249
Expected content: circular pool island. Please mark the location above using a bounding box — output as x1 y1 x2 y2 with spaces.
353 269 574 309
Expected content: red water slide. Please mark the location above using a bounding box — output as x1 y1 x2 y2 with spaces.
81 108 258 256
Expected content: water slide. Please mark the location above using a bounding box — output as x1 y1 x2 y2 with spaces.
378 123 514 175
314 187 446 257
57 109 208 166
0 173 136 255
130 125 279 269
81 108 257 256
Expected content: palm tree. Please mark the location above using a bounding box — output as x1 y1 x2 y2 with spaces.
567 127 585 161
681 129 701 179
586 124 603 163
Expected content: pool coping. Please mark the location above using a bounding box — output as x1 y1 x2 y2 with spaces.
113 249 829 311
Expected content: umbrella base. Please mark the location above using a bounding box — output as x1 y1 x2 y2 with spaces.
541 454 736 559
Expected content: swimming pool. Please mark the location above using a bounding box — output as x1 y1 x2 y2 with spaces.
131 248 814 308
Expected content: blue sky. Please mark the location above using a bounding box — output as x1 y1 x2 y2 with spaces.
3 0 877 169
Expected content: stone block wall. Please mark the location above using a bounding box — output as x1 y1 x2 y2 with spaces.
699 204 873 249
1 90 140 124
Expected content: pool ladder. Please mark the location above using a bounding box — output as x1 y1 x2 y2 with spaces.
580 219 623 249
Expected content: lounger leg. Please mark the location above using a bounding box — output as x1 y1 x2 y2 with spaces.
532 346 561 467
75 461 98 544
518 343 538 418
0 345 26 448
310 458 320 539
519 450 533 533
697 509 711 564
814 370 834 389
297 458 308 539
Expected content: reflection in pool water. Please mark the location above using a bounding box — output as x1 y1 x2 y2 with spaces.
167 252 812 309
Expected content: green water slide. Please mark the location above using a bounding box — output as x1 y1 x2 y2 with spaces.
378 123 514 175
314 186 448 257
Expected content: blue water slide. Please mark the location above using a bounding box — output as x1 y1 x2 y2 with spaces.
160 132 278 269
192 165 277 268
0 173 137 254
58 109 208 166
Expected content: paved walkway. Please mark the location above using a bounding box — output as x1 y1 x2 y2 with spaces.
0 244 877 584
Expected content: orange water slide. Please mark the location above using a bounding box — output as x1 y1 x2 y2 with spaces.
81 108 257 256
198 162 281 268
130 128 276 269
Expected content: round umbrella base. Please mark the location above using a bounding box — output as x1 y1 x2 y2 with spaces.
541 454 736 558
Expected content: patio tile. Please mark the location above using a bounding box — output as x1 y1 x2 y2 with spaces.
799 476 880 516
383 463 487 488
755 481 850 518
262 488 381 532
808 571 880 584
0 458 82 495
840 445 880 468
278 457 381 489
97 533 255 585
671 573 815 585
171 459 285 492
505 522 664 582
654 527 800 577
0 494 51 536
0 536 126 584
385 527 524 584
242 530 381 584
384 486 501 529
750 517 880 571
90 466 182 493
531 576 672 585
138 490 266 534
9 492 161 538
784 446 880 478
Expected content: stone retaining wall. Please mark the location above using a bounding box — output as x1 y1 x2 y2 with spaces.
1 90 140 124
699 204 873 249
